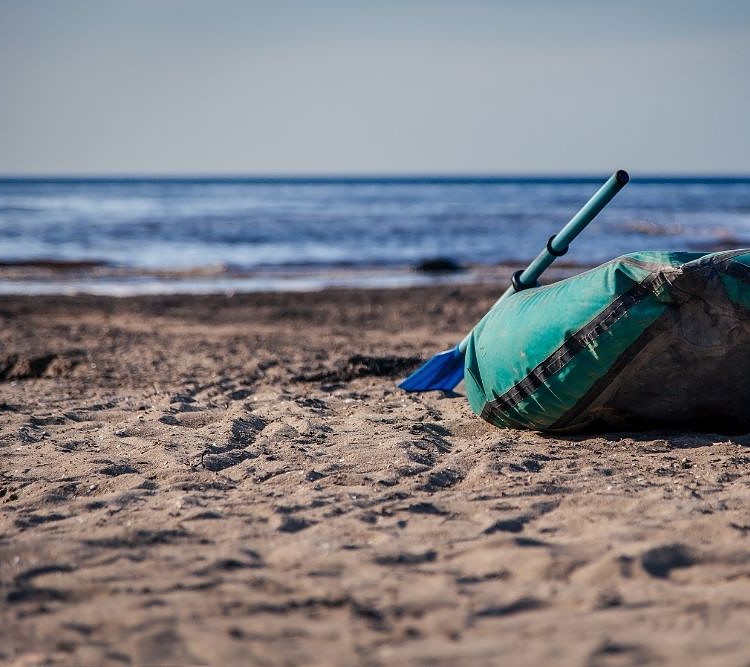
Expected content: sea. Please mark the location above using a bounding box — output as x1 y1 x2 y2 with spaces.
1 176 749 295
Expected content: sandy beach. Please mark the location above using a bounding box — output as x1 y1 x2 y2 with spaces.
3 284 750 666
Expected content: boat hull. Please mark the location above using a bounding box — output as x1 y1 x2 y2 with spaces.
465 249 750 433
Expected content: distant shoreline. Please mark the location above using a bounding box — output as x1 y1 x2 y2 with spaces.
0 260 551 297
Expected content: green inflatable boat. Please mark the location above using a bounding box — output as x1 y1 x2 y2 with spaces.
464 249 750 433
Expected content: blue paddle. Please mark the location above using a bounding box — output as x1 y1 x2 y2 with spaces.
399 169 630 392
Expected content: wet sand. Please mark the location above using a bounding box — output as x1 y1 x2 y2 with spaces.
2 286 750 666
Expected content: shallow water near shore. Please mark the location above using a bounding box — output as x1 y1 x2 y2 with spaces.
2 175 749 294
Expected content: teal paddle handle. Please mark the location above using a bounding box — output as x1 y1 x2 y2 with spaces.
457 169 629 354
518 169 629 288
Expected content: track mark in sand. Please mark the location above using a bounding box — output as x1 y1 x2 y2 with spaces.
14 512 67 530
508 459 544 473
513 536 550 548
158 414 180 425
29 414 66 427
275 499 328 515
99 463 139 477
159 412 218 428
278 516 314 533
6 586 72 604
41 482 79 503
83 528 193 550
473 596 546 618
169 393 196 404
294 354 422 383
185 510 223 521
230 415 266 445
166 374 257 411
350 600 389 630
200 416 267 472
455 571 510 585
412 421 452 436
232 596 349 616
397 464 431 477
483 500 559 534
295 397 329 412
405 445 436 467
18 425 47 444
594 589 625 609
227 388 253 401
586 640 657 667
421 468 464 492
201 449 258 473
135 625 203 667
398 423 454 482
0 349 87 381
484 516 530 534
14 563 76 584
359 511 378 524
84 400 118 411
374 549 437 566
6 563 76 605
60 400 120 424
168 395 203 413
404 502 448 516
193 555 264 576
511 483 572 497
175 478 236 493
640 543 699 578
409 422 453 448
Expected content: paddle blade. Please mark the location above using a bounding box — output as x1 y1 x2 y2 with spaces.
398 345 464 392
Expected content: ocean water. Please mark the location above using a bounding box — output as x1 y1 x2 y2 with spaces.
1 176 749 294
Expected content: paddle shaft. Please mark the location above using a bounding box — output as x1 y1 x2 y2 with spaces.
457 169 629 353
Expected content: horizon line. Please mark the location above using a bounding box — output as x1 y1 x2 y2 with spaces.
2 172 750 183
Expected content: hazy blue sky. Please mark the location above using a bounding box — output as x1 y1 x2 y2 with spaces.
1 0 749 175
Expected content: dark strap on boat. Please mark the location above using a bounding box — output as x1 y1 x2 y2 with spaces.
481 272 669 423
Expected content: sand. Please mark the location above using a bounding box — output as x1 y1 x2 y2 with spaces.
2 285 750 666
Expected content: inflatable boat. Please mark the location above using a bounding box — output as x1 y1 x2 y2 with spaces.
464 249 750 433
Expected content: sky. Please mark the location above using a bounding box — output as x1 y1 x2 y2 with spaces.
1 0 749 175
